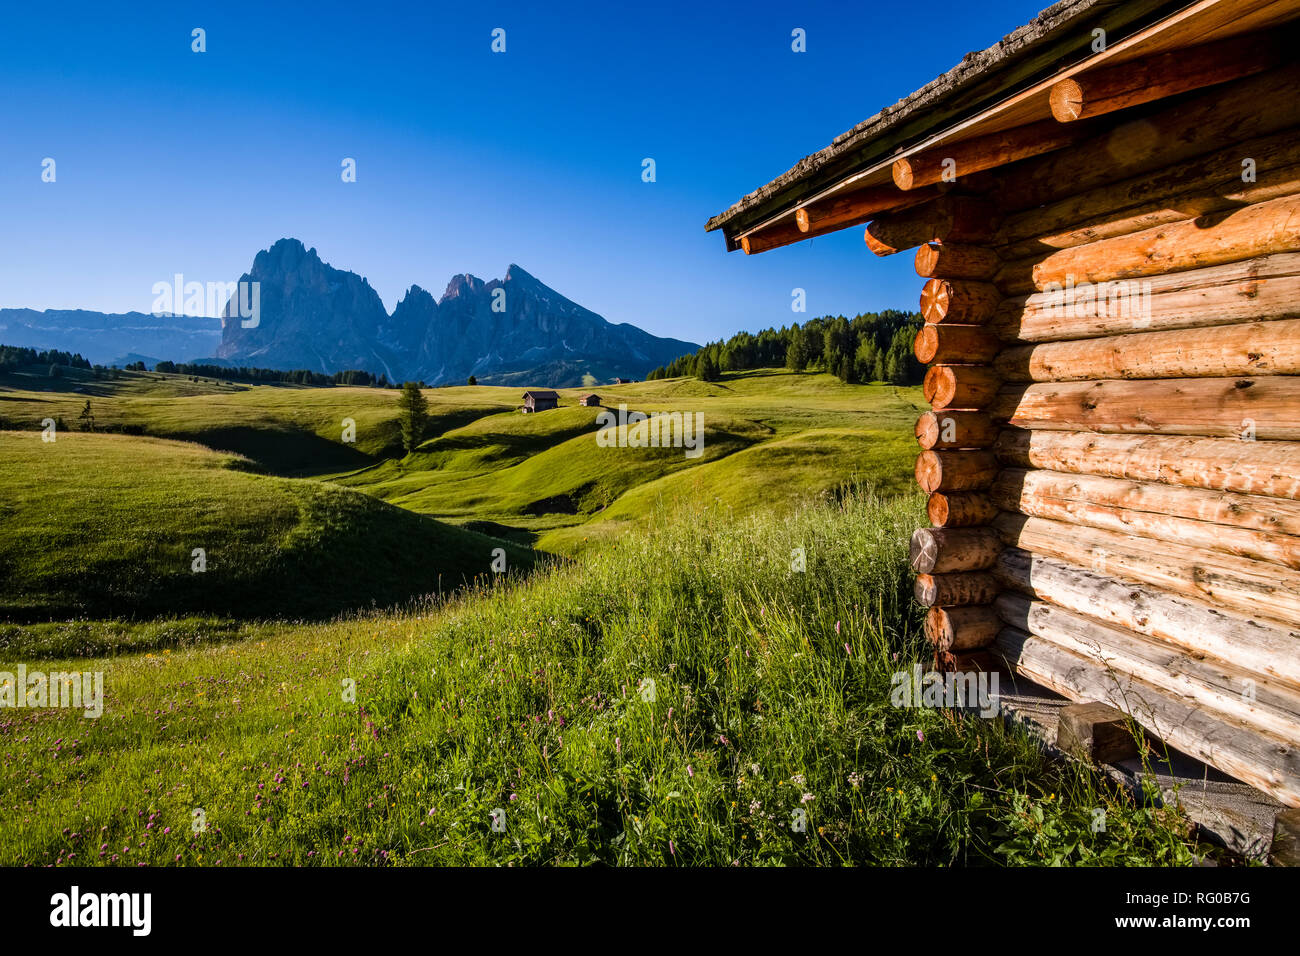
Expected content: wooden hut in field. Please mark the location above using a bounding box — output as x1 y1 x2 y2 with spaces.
521 390 559 413
579 393 602 407
707 0 1300 842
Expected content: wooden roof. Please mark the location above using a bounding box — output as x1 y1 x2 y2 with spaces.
707 0 1300 251
522 390 559 400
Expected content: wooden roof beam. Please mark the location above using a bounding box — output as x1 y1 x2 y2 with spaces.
739 182 941 253
1049 28 1288 123
892 119 1092 191
794 183 938 236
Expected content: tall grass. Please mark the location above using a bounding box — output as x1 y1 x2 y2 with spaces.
0 487 1201 866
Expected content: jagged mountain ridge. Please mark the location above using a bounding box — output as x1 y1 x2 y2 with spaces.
217 239 697 386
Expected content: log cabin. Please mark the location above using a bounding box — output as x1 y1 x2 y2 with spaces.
706 0 1300 827
579 393 602 407
521 390 559 413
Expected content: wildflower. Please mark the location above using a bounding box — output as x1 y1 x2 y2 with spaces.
848 771 863 789
916 730 925 742
835 621 841 635
687 765 694 778
801 793 814 804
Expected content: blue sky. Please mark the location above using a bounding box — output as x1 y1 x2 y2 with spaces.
0 0 1045 346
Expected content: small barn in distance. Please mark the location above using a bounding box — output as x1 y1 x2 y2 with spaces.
521 390 559 413
613 377 635 384
707 0 1300 851
579 393 601 407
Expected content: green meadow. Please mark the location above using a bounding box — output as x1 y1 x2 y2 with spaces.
0 365 1207 865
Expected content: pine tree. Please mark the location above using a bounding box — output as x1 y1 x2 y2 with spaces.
697 353 720 381
785 328 808 371
397 381 429 454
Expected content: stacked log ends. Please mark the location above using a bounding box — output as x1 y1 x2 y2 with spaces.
927 491 998 528
925 605 1002 652
915 242 1001 281
909 527 1001 574
907 221 1008 662
922 365 1000 409
915 571 999 607
919 278 1002 325
914 324 1000 364
865 196 1001 256
915 410 999 450
915 449 997 493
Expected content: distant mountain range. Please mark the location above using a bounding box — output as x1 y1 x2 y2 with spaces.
0 239 698 386
0 308 221 369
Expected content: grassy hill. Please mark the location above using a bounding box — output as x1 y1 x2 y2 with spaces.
1 365 929 555
334 370 929 551
0 489 1203 866
0 364 1210 866
0 431 536 620
0 365 510 475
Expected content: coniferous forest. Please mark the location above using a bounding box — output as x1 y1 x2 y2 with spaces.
647 310 924 385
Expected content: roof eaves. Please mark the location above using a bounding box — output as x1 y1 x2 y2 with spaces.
705 0 1188 240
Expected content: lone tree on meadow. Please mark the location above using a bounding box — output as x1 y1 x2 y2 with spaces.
467 375 477 386
397 381 429 454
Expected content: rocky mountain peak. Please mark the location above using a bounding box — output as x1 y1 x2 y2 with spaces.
216 240 697 386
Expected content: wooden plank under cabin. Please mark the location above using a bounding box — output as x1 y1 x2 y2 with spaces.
994 626 1300 807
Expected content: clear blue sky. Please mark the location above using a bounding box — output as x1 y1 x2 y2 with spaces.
0 0 1044 345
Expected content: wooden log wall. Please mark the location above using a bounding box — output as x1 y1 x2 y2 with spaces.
893 55 1300 805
